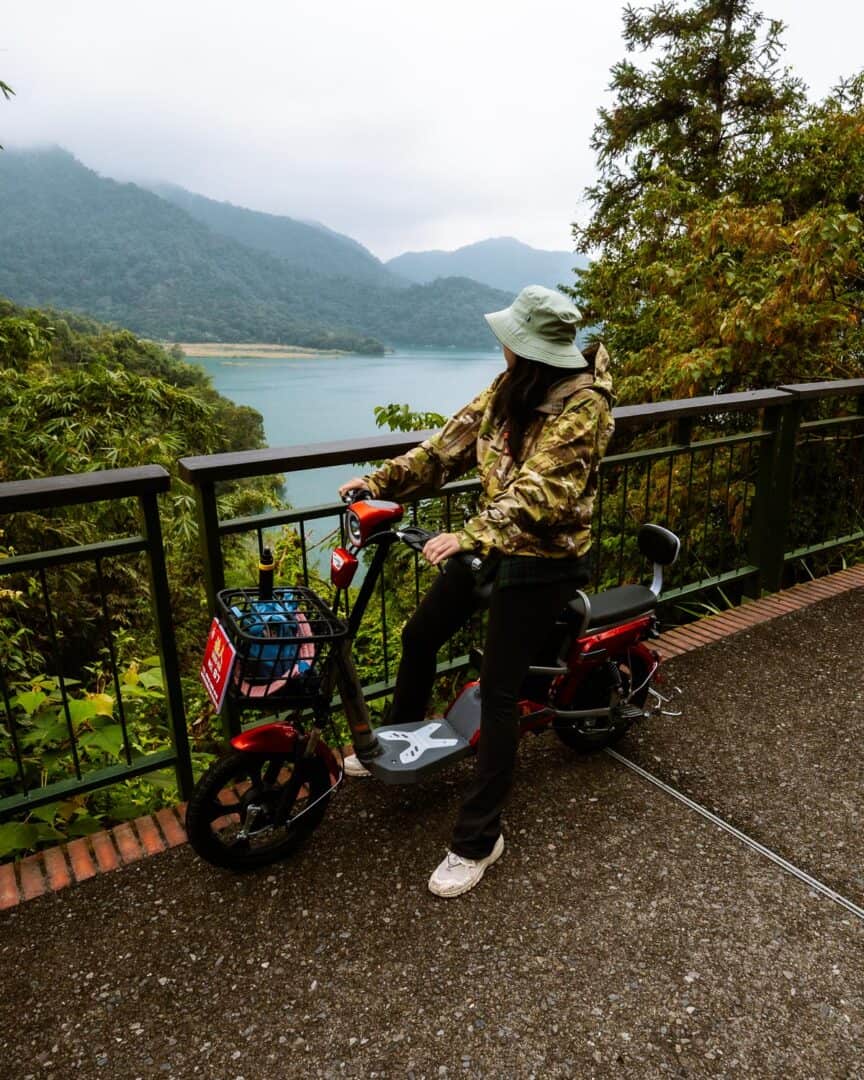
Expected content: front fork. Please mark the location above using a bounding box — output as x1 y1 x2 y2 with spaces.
321 538 397 764
324 638 382 762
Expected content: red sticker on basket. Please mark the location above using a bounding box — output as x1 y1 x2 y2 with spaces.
200 618 237 713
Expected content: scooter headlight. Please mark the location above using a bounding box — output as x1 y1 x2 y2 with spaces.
345 510 363 547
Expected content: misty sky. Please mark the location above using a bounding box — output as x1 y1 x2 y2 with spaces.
3 1 863 260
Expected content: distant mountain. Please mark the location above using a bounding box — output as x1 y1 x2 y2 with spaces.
0 149 510 350
150 183 403 289
387 237 587 294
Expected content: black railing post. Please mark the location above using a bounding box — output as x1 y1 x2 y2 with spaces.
748 395 801 594
191 480 225 616
139 490 194 799
671 417 694 446
185 479 243 737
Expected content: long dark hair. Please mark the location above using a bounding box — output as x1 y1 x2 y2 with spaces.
492 355 568 461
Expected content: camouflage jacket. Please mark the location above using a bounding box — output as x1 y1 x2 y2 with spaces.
365 344 615 559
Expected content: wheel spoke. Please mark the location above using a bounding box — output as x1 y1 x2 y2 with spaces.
203 796 234 820
273 763 307 821
206 807 239 829
262 757 285 785
205 782 250 824
187 748 332 868
204 765 265 824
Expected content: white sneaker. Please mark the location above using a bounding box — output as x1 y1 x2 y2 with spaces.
342 753 370 778
428 834 505 898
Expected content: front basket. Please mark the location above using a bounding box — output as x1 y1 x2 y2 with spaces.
216 586 347 705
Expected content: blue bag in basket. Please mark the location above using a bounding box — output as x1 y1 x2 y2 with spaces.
232 596 315 694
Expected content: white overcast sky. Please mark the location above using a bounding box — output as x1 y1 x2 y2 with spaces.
3 1 863 260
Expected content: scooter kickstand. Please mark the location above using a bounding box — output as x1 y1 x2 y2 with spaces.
648 685 683 717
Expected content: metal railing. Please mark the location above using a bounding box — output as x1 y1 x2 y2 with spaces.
179 379 864 734
2 378 861 809
775 381 864 577
0 467 193 815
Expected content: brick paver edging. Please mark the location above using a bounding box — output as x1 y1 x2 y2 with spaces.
2 565 862 911
651 565 864 659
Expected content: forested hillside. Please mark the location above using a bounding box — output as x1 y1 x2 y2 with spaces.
387 237 588 293
151 183 403 288
0 297 278 656
0 149 511 349
0 299 290 853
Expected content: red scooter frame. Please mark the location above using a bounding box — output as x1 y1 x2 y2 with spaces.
185 495 679 868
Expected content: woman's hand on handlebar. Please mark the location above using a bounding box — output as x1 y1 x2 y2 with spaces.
422 532 462 566
338 477 370 501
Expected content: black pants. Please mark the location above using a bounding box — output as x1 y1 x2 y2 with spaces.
390 562 586 860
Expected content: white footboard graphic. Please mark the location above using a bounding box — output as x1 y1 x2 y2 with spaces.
377 722 459 764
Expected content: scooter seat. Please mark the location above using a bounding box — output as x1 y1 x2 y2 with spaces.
563 584 657 631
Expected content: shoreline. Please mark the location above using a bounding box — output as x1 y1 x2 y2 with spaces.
174 341 349 359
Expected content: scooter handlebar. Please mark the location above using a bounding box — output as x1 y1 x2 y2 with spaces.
396 526 483 574
396 525 436 552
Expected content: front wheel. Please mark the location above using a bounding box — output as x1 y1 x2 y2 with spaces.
185 749 333 870
553 653 651 754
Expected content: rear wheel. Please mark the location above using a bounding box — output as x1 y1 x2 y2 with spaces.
553 654 651 754
185 749 332 870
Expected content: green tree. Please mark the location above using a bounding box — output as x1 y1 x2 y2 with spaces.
622 82 864 398
0 315 52 369
373 402 446 433
581 0 803 243
572 1 863 400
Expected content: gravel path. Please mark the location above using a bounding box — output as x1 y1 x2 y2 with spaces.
2 589 863 1079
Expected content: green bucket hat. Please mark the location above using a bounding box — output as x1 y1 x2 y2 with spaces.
484 285 587 369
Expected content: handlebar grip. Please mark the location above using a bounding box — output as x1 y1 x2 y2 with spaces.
397 525 436 552
341 488 373 504
396 526 482 573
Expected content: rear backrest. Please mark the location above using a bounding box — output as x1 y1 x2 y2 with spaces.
638 524 680 566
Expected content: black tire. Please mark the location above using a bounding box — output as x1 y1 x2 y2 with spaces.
553 653 651 754
185 749 332 870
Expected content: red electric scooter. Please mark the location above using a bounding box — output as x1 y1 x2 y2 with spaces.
186 494 680 869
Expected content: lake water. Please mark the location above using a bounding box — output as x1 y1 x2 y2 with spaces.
193 347 504 511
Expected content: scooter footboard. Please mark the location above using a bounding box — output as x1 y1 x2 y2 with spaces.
445 681 482 745
365 718 472 784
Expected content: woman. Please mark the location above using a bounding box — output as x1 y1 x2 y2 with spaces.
338 285 614 898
